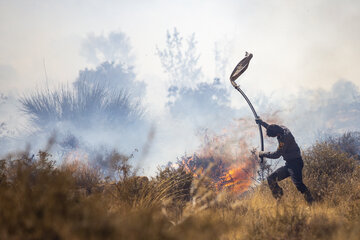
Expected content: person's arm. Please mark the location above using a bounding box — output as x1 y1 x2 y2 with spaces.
260 142 285 159
255 117 269 129
260 134 288 159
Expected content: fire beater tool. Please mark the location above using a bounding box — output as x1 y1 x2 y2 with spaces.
229 52 265 163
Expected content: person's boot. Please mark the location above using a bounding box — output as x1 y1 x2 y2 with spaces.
303 189 314 204
271 186 284 200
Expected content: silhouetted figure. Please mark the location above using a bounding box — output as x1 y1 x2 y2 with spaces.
256 117 314 204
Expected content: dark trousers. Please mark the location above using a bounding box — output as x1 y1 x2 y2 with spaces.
267 158 313 203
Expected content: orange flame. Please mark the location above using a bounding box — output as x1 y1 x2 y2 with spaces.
180 120 259 194
182 155 256 194
217 160 256 193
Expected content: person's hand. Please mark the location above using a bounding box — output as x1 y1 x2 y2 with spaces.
259 151 265 158
255 117 263 125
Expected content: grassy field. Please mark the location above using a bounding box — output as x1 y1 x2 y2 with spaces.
0 139 360 240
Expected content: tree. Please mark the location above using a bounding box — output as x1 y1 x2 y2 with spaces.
156 28 202 103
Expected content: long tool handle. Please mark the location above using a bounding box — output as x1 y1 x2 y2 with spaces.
234 85 264 162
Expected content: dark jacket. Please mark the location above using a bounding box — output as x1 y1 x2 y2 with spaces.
260 123 301 161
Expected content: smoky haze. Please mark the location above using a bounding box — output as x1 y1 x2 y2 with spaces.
0 27 360 175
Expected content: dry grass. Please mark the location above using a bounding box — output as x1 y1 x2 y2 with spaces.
0 140 359 239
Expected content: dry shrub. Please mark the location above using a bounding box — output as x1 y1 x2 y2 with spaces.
0 149 221 240
218 137 360 240
98 151 152 209
0 151 120 239
98 153 193 221
110 175 150 209
302 141 360 203
61 159 101 194
1 137 360 240
107 165 193 223
152 167 192 206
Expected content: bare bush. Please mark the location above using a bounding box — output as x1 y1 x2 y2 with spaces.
302 141 359 202
327 132 360 159
61 159 101 194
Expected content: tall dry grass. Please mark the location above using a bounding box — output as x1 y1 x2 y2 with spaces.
0 137 360 239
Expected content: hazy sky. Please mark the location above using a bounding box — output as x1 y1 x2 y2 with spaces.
1 0 360 174
1 0 359 96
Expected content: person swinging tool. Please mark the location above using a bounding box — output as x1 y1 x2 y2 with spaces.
255 117 314 204
229 52 313 203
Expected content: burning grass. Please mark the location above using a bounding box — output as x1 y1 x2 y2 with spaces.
180 127 259 195
0 135 360 239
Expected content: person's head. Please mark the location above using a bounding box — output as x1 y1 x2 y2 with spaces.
266 124 284 137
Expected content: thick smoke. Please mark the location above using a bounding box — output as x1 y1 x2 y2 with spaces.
80 32 134 66
0 65 18 92
156 28 235 130
153 29 360 174
277 80 360 146
156 28 202 98
1 28 360 177
75 61 145 102
0 32 150 169
0 94 18 138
